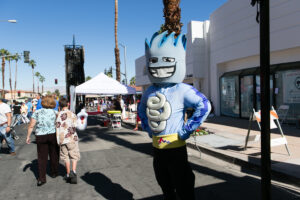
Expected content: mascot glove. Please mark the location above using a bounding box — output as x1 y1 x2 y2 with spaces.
178 128 192 140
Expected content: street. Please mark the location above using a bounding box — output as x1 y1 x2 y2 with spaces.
0 117 299 200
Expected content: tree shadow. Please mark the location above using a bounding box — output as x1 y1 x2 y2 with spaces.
78 127 153 156
139 163 299 200
81 171 134 200
23 159 65 179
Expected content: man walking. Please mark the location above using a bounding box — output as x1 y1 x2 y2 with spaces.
36 93 43 110
0 98 15 155
12 100 21 125
25 99 33 119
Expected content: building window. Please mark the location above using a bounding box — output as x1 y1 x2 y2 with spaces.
220 76 239 117
240 75 253 118
275 69 300 122
220 61 300 122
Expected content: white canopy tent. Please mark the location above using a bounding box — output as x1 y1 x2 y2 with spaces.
75 72 136 95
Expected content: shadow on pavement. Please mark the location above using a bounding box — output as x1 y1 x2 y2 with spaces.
78 127 153 156
23 159 65 180
81 171 134 200
76 117 300 199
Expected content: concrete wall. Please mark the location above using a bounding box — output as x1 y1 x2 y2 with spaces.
135 55 149 87
210 0 300 115
186 21 210 95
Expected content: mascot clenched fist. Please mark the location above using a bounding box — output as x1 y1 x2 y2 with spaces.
138 31 211 200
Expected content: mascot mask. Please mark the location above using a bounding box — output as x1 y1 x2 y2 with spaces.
145 31 186 84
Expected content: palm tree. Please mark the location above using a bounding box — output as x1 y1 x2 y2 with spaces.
29 60 36 94
6 53 13 100
39 75 45 94
35 72 41 93
0 49 9 98
162 0 183 37
130 76 135 85
86 76 92 81
12 53 21 100
114 0 121 82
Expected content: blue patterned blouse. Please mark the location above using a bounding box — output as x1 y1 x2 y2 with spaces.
32 108 57 136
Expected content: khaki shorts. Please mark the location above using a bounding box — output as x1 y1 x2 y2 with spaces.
60 142 80 162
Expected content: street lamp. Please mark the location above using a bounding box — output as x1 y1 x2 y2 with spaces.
119 43 128 85
0 19 17 23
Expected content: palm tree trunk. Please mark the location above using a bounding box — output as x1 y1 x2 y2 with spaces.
114 0 121 82
32 67 35 94
163 0 183 37
42 83 44 94
37 81 40 93
1 57 5 98
14 61 18 100
9 60 12 100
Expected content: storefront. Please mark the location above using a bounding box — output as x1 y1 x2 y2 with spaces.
220 62 300 122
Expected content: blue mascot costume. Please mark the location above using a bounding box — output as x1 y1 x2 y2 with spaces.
138 31 211 200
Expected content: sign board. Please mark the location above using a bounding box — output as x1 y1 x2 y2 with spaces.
244 108 290 156
253 110 278 129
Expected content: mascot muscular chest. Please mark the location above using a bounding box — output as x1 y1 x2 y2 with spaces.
143 31 187 135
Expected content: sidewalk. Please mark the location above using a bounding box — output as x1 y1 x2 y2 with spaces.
122 116 300 186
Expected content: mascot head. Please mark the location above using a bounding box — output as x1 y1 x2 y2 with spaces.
145 31 186 84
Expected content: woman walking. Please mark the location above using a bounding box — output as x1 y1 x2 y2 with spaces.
26 95 59 186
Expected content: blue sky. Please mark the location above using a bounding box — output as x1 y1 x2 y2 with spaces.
0 0 227 91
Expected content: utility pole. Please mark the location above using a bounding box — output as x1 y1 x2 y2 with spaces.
252 0 271 199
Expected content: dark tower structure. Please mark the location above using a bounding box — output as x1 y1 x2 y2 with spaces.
64 35 85 100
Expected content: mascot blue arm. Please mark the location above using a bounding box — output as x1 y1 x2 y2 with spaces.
179 86 211 140
138 89 152 138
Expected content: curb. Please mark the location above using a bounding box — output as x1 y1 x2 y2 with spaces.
122 120 300 187
186 142 300 187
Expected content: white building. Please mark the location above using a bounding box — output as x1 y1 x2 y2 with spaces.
135 0 300 122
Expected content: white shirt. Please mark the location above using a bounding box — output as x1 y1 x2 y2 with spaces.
0 102 11 124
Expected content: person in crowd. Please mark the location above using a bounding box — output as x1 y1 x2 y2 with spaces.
112 98 122 111
21 102 28 115
56 97 80 184
53 94 59 111
119 95 126 119
21 102 29 123
133 96 141 131
35 93 43 110
32 99 37 112
12 100 21 125
26 95 59 186
25 99 33 119
0 98 15 155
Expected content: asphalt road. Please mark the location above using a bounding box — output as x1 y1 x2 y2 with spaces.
0 117 299 200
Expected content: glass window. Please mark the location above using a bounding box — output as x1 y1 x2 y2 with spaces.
240 76 253 118
275 69 300 122
220 76 239 117
256 75 273 111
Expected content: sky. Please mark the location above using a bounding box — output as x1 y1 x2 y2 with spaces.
0 0 227 91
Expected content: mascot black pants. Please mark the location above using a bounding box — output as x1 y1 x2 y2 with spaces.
153 145 195 200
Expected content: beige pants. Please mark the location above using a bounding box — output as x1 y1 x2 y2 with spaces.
60 142 80 162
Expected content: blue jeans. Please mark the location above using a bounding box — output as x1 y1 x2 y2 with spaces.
27 111 32 119
12 114 21 125
0 124 15 153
